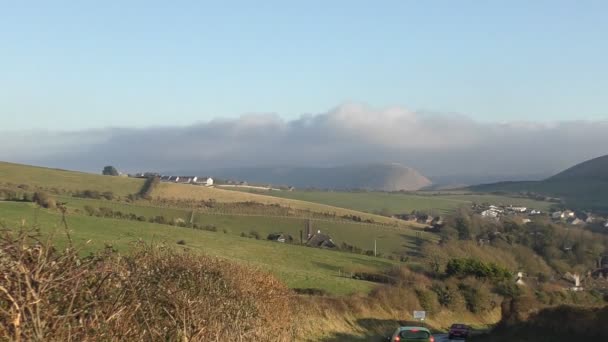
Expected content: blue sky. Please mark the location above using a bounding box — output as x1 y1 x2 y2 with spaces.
1 0 607 130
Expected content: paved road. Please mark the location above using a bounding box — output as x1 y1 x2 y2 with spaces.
433 334 466 342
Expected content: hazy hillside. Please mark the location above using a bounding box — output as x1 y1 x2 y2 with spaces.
470 154 608 212
204 164 432 191
548 154 608 182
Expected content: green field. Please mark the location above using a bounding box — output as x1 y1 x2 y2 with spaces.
232 189 554 215
0 161 144 196
0 201 399 295
55 196 433 255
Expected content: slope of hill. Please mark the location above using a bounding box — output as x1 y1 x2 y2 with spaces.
0 161 144 196
470 154 608 212
205 164 432 191
0 161 405 225
548 154 608 182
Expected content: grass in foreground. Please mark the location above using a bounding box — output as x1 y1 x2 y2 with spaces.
0 201 398 295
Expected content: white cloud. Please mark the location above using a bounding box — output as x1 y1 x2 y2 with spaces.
1 103 607 183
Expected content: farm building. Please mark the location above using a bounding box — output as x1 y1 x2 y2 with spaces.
267 233 293 243
306 232 336 249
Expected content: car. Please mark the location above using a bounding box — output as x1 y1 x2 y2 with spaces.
448 323 470 339
388 326 434 342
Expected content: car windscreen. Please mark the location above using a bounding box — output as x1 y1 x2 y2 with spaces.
451 324 466 329
399 330 430 339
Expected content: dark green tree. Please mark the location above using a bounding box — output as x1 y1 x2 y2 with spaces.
102 166 119 176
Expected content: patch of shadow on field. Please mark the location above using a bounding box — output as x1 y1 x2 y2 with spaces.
399 234 424 257
344 256 395 268
311 261 343 272
319 318 438 342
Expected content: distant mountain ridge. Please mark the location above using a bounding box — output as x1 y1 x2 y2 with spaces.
198 164 432 191
470 154 608 212
548 154 608 182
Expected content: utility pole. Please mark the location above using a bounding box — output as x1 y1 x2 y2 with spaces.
374 239 377 257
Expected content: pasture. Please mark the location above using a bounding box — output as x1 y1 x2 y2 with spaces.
0 161 143 196
0 201 399 295
236 189 554 215
52 196 435 256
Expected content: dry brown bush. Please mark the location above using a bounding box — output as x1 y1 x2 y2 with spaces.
0 228 293 341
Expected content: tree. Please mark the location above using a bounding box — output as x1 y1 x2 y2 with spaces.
102 166 119 176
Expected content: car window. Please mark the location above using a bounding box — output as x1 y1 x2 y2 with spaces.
399 330 430 339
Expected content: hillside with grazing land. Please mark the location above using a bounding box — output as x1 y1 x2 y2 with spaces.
151 182 405 225
0 161 404 225
228 189 553 215
470 154 608 212
0 201 401 295
207 163 432 191
0 161 144 196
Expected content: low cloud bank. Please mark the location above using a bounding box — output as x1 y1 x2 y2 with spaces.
2 103 607 183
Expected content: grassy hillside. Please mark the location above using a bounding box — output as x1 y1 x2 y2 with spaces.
469 155 608 212
0 161 405 225
471 179 608 212
227 189 553 215
0 201 399 295
0 161 143 196
549 154 608 182
152 182 405 224
58 196 432 255
212 163 432 191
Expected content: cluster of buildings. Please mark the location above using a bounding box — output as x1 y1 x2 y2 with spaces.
474 203 608 229
129 173 214 187
550 210 608 228
477 204 542 221
159 175 214 186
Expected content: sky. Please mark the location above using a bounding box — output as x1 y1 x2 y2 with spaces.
1 0 607 131
1 1 607 182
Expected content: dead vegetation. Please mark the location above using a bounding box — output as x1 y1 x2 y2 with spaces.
0 228 293 341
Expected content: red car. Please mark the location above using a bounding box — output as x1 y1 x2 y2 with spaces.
448 323 470 339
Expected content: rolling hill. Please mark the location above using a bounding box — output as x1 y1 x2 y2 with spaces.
203 163 432 191
0 161 405 225
470 154 608 212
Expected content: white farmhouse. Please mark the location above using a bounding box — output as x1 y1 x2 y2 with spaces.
481 209 500 218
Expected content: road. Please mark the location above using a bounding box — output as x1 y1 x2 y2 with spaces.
433 334 466 342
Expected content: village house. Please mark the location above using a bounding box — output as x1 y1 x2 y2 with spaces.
561 210 576 219
267 233 293 243
481 209 500 219
571 218 585 226
306 231 336 249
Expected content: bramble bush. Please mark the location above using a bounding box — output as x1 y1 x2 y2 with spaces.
0 228 294 341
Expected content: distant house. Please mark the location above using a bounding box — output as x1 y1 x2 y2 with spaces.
267 233 293 243
509 206 527 213
562 210 576 219
522 218 532 224
530 209 542 215
552 211 563 219
481 209 500 218
306 231 336 249
571 218 585 226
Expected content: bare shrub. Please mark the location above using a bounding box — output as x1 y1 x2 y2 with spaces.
32 191 56 209
0 228 293 341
